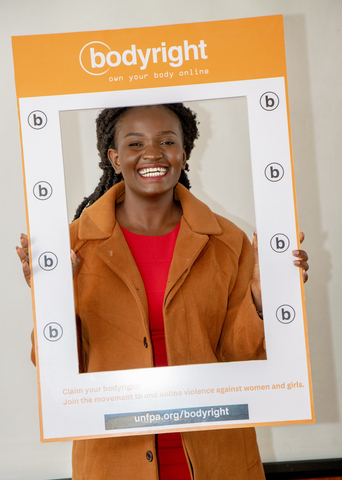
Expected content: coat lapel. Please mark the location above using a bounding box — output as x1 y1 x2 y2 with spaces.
94 224 150 332
77 183 149 331
164 221 209 306
164 185 223 306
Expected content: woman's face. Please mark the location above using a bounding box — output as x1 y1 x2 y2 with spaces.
108 106 186 200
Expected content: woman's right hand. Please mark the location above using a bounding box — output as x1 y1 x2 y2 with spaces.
16 234 31 287
16 234 80 288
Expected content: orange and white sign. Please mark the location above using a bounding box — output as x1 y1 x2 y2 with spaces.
12 16 287 98
12 16 313 442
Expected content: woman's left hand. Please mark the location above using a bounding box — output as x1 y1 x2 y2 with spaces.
292 232 309 283
251 231 309 312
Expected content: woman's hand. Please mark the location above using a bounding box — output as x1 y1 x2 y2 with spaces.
16 234 31 287
70 249 81 276
292 232 309 283
251 231 309 312
16 234 80 288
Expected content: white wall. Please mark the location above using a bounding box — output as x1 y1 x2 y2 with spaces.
1 1 341 478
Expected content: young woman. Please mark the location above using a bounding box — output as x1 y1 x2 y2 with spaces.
17 103 308 480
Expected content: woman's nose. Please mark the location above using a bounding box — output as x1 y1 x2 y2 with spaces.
142 143 163 160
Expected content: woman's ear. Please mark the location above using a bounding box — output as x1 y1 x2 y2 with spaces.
108 149 122 174
182 149 187 170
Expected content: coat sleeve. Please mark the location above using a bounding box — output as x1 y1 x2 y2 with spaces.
70 221 91 374
217 233 266 362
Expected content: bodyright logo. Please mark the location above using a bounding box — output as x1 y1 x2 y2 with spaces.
79 39 208 75
79 41 111 75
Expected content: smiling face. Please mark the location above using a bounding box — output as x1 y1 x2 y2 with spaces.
107 106 186 200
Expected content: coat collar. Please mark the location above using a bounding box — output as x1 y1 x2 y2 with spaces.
78 181 222 240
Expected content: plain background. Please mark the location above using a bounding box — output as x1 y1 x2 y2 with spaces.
1 1 341 479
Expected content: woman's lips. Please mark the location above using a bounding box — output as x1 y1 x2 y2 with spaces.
138 167 168 177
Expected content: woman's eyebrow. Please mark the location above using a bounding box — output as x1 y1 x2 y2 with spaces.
124 132 144 138
157 130 177 136
124 130 178 138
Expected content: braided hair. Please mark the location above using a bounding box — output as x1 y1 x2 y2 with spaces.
73 103 199 220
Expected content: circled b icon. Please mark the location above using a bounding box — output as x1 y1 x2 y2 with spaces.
44 323 63 341
270 233 290 253
28 110 47 129
38 252 58 271
276 305 295 324
260 92 279 111
265 163 284 182
270 234 290 253
33 181 53 200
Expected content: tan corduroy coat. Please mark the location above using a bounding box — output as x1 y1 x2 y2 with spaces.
67 182 266 480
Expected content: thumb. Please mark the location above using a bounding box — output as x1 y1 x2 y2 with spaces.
70 250 80 277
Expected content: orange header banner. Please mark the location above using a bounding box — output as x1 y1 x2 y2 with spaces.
12 16 286 98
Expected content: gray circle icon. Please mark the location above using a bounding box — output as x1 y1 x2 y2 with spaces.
265 163 284 182
33 181 53 200
38 252 58 271
260 92 279 111
270 234 290 253
276 305 295 324
44 323 63 341
28 110 48 129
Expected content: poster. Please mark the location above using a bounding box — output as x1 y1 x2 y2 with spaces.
12 15 314 442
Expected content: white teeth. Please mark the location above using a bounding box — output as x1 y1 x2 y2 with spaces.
139 167 167 177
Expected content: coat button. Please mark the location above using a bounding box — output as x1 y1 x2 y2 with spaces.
143 337 148 348
146 450 153 462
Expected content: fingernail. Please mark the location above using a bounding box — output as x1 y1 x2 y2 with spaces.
71 249 79 262
293 260 300 265
292 250 299 255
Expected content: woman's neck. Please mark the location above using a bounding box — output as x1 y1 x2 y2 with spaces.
115 189 182 236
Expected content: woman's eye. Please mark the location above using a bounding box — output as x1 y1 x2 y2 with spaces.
128 142 142 147
161 140 175 145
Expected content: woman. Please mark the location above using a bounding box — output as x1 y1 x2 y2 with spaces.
17 103 308 480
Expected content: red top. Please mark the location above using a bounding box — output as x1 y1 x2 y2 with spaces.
122 224 191 480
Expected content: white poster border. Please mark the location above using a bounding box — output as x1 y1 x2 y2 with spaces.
18 78 313 442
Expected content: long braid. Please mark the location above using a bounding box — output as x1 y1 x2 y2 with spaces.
73 103 198 220
73 168 116 220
